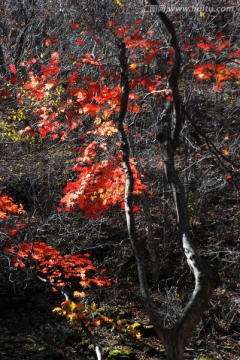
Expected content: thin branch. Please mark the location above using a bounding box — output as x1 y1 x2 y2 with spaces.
184 108 240 169
36 275 104 360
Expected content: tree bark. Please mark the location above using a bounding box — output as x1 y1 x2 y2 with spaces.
117 7 219 358
116 39 165 343
148 1 219 358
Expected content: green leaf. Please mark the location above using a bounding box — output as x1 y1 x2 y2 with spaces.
25 337 36 344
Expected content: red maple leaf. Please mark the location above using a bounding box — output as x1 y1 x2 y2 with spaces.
9 64 17 74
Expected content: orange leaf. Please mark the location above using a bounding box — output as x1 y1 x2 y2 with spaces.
132 104 140 113
130 63 138 71
93 319 101 327
73 291 86 298
45 38 52 47
222 149 229 155
51 52 59 60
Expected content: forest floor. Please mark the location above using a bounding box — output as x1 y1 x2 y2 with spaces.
0 186 239 360
0 249 239 360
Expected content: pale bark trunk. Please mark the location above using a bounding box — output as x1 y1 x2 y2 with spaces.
117 11 219 359
147 2 219 359
117 40 165 344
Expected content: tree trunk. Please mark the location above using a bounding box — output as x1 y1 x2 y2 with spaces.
116 10 219 359
164 330 185 360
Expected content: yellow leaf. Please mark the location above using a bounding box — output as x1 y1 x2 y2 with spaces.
91 302 97 311
52 307 62 313
200 12 205 18
62 300 77 311
69 301 77 311
73 291 86 298
131 322 141 329
52 307 66 316
130 63 138 70
67 313 78 323
116 0 123 6
94 117 102 125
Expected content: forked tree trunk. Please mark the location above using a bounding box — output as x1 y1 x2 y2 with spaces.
150 3 219 357
116 8 219 358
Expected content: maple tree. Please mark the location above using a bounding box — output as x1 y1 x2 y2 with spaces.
0 1 239 359
0 194 113 359
13 18 238 222
0 193 110 289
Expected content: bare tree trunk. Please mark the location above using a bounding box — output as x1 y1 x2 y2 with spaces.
116 39 165 344
117 5 219 358
159 142 219 359
147 2 219 358
163 329 185 360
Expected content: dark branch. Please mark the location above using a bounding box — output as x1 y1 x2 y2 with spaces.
148 0 183 148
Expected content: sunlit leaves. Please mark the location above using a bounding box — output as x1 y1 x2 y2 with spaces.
81 53 99 66
129 63 138 71
81 103 101 116
222 149 229 155
53 299 107 329
53 298 144 341
74 291 86 298
7 21 238 223
185 34 240 86
59 154 146 218
197 43 215 51
53 300 86 324
193 62 239 84
115 0 123 6
92 120 117 137
5 240 112 289
0 193 25 219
